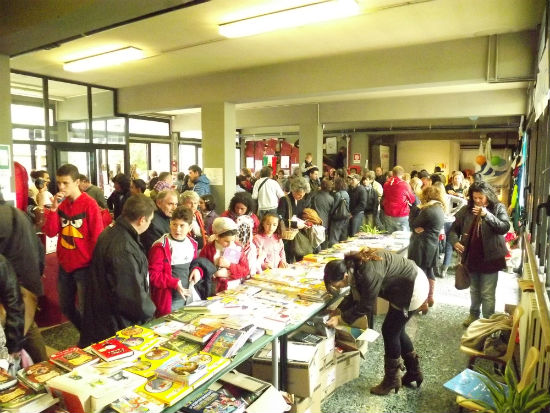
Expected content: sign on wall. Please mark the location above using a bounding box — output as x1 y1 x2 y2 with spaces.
352 153 361 164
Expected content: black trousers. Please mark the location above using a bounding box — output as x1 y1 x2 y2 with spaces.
382 305 416 359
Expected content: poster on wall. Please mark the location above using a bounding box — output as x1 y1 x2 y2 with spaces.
280 156 290 169
379 145 390 171
352 153 361 164
326 137 337 154
246 157 254 170
203 167 223 186
0 145 12 200
254 160 263 172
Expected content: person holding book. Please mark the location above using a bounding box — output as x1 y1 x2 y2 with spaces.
323 248 429 396
253 213 287 273
80 195 157 347
148 206 206 316
199 217 249 293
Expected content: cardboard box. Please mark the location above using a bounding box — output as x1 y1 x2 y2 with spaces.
218 370 290 413
334 316 369 356
288 321 335 368
374 297 389 315
288 387 322 413
334 350 361 387
251 343 321 398
318 362 336 400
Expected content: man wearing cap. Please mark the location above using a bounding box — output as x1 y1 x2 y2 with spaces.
348 173 367 236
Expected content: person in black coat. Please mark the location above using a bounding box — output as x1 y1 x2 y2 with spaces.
309 179 334 249
80 195 157 347
448 181 510 327
0 255 25 361
141 190 179 253
348 174 367 236
408 186 445 311
277 177 310 263
324 249 428 396
107 173 131 219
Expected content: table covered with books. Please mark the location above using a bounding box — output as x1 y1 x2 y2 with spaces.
2 234 408 413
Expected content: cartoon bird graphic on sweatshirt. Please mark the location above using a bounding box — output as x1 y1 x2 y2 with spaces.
58 210 86 249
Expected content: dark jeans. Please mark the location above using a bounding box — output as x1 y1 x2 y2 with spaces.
349 212 364 236
442 221 454 267
382 305 416 359
328 218 349 246
57 266 88 332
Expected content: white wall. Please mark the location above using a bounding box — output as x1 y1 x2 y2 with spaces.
396 139 459 175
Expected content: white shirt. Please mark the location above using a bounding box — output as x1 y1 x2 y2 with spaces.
169 236 195 265
252 178 284 210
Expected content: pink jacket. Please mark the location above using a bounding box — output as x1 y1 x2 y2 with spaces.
199 241 249 293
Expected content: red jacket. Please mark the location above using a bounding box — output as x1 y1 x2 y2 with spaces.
43 192 103 272
199 241 249 293
148 234 202 317
382 177 416 218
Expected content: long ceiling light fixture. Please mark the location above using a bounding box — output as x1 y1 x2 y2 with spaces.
219 0 360 38
63 47 144 72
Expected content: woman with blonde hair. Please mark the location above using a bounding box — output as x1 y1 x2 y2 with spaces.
408 185 446 310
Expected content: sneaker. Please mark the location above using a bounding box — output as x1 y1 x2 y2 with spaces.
462 314 479 327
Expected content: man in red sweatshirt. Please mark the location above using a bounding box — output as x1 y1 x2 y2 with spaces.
381 165 416 233
42 164 103 333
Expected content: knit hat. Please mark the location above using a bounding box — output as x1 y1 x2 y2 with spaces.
210 217 238 242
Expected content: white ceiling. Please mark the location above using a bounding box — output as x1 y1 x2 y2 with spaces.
4 0 545 130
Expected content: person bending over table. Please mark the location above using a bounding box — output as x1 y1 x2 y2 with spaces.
324 248 428 395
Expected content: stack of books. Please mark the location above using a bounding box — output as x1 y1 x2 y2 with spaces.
49 346 100 371
203 326 255 358
16 361 65 392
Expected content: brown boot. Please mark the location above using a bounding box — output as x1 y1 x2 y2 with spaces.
418 300 429 315
427 279 435 307
402 351 423 387
370 357 402 395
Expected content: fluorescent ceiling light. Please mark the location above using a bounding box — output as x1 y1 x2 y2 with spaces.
63 47 144 72
219 0 360 38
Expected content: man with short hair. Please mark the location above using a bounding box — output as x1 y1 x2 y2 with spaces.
188 165 211 196
381 165 416 233
305 166 321 192
374 166 386 187
141 189 179 252
80 194 157 346
348 174 367 236
252 166 284 219
418 170 432 188
78 174 107 208
42 164 103 334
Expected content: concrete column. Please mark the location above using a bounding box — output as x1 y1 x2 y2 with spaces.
0 55 14 201
349 132 370 174
201 102 236 213
299 105 323 170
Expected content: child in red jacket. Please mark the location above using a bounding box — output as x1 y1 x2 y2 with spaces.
199 217 249 293
148 206 203 316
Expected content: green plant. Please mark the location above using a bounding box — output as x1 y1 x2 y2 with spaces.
359 224 386 235
472 362 550 413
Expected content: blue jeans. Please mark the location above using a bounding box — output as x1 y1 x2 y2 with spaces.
381 212 410 233
349 212 364 236
57 266 87 332
442 221 454 267
469 271 498 318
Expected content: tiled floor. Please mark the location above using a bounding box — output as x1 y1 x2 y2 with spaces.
321 270 520 413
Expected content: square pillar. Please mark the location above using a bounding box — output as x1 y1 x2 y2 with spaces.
0 55 14 201
299 105 323 171
201 102 236 213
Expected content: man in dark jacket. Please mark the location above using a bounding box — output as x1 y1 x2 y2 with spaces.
80 194 157 346
141 190 179 252
348 174 367 236
0 255 25 361
309 179 334 249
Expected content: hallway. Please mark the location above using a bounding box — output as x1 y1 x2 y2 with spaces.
321 270 520 413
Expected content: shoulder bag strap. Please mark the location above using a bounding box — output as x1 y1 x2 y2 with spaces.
461 214 481 262
257 177 269 194
285 196 294 227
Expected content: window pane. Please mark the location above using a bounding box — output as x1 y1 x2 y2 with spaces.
129 118 169 136
150 143 170 174
235 148 241 176
178 144 197 172
48 80 89 143
92 88 125 144
130 142 149 181
12 144 32 173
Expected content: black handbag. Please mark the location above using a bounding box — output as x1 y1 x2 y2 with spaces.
331 197 349 220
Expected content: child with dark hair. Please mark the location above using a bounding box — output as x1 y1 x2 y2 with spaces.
199 194 218 235
253 213 287 273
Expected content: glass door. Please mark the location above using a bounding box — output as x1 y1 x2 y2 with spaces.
96 148 125 198
55 148 91 180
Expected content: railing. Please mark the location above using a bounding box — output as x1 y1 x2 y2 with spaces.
519 234 550 390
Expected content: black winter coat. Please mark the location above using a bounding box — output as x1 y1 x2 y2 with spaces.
81 216 156 346
408 203 445 269
338 250 418 324
0 255 25 353
448 202 509 263
309 190 334 227
348 185 367 216
277 194 310 229
141 209 170 253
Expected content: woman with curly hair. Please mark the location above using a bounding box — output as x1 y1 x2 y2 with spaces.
448 181 510 327
408 185 446 310
324 248 428 395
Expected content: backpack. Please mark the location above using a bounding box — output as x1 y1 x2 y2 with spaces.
331 196 349 220
364 185 379 214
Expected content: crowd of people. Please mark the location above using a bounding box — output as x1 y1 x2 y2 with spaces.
0 157 511 393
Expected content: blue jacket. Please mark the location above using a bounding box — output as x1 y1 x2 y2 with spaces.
193 174 211 196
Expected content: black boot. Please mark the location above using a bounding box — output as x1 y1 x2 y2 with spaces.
402 351 423 387
370 357 402 395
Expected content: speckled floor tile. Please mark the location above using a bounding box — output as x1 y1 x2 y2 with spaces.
321 271 520 413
